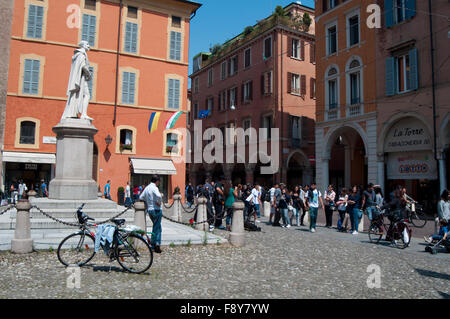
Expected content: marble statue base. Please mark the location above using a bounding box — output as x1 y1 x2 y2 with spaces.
49 118 98 200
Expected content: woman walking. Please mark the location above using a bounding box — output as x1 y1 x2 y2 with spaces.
336 188 348 232
279 186 292 228
291 186 301 226
347 185 362 235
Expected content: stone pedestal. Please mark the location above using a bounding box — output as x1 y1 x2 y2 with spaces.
134 201 147 232
49 118 98 200
195 197 208 231
263 201 271 217
172 194 182 222
11 200 33 253
229 201 245 247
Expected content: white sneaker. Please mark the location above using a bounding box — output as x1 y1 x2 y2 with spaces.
352 231 358 235
255 220 261 223
311 228 316 233
209 226 215 232
286 224 291 228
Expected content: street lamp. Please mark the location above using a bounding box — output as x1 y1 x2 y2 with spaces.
105 134 113 147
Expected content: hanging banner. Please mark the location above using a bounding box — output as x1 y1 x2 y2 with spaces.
387 151 437 180
384 118 432 153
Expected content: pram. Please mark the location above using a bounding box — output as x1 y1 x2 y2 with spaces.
425 237 450 254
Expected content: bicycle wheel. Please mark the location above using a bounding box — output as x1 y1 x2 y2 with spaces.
57 232 96 266
368 221 383 244
391 222 411 249
409 208 427 228
115 233 153 274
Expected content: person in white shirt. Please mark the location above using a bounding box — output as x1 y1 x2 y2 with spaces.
18 180 27 200
125 181 132 207
139 175 163 253
251 183 262 222
305 183 323 233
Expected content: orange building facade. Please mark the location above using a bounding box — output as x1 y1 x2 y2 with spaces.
3 0 200 201
314 0 378 193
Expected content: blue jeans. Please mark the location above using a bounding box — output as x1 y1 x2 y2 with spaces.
309 207 318 230
280 208 290 226
352 208 360 232
254 204 261 218
148 209 162 247
291 208 300 226
225 207 233 227
366 206 376 221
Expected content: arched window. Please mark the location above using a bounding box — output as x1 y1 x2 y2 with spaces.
20 121 36 144
346 57 363 109
325 65 340 121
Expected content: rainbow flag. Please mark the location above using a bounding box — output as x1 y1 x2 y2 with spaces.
148 112 161 133
165 111 183 130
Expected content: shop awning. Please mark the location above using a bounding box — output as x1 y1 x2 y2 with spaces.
2 151 56 164
130 158 177 175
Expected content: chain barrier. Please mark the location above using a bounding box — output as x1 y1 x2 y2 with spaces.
162 201 175 209
161 205 216 226
180 203 198 214
0 204 16 216
31 204 135 227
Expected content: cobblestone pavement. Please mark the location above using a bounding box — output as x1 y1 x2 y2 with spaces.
0 216 449 299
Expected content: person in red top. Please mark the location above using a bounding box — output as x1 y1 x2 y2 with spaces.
133 186 140 202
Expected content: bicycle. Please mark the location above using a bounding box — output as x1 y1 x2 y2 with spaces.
368 209 412 249
57 204 154 274
404 200 427 228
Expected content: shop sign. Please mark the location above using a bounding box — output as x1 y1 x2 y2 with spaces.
384 118 431 153
25 163 38 170
43 136 57 144
387 151 437 180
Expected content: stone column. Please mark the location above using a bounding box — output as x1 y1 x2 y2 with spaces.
195 197 208 231
172 194 182 222
11 200 33 253
344 146 351 187
377 154 385 195
134 201 146 232
439 156 447 194
320 157 330 194
229 200 245 247
263 201 271 217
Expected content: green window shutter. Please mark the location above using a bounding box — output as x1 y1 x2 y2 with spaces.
385 57 396 96
409 48 418 91
384 0 394 28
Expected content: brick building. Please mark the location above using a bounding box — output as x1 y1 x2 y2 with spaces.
188 2 316 189
3 0 200 201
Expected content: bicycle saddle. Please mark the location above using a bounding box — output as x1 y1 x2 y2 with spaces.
111 219 126 226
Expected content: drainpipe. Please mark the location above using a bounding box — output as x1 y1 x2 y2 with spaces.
113 0 123 127
428 0 440 193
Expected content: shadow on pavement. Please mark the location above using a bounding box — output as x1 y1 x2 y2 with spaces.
416 268 450 281
438 291 450 299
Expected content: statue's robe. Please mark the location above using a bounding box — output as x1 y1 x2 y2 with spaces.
61 48 90 119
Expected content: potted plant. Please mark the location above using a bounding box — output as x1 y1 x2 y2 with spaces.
117 186 125 205
120 144 133 152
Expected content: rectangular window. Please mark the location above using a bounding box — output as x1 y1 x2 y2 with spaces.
229 56 238 76
193 77 199 93
85 0 96 10
166 133 179 154
221 61 227 80
207 97 214 114
329 0 336 9
81 14 96 47
395 0 406 24
243 118 251 144
193 102 198 119
170 31 182 61
122 71 136 104
310 78 316 99
168 79 180 109
328 79 337 109
243 81 252 101
328 25 337 55
27 5 44 39
23 59 40 95
348 15 359 46
208 69 213 87
124 22 138 53
396 54 411 93
291 73 300 94
262 115 272 139
229 87 237 108
20 121 36 145
264 37 272 59
292 39 300 59
292 116 301 139
172 16 181 28
350 72 360 104
244 48 251 68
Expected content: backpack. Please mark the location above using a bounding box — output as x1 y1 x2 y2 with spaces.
244 221 261 232
263 190 271 202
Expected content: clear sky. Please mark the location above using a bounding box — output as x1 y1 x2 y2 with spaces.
188 0 315 80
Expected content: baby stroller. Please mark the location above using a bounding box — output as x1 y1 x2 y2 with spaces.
244 202 261 232
425 237 450 254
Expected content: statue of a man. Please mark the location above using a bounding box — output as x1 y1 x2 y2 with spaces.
61 40 93 121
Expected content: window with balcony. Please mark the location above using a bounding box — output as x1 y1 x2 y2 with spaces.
325 66 339 120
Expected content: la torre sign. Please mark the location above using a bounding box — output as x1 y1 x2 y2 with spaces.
384 118 432 153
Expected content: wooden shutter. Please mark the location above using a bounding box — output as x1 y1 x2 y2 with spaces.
300 40 305 60
405 0 416 20
385 57 396 96
409 48 418 90
301 75 306 96
310 78 315 99
287 72 292 93
385 0 394 28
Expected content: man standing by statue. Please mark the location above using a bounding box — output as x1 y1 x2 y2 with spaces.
61 40 93 121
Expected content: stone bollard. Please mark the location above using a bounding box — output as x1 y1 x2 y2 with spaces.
172 194 182 222
229 201 245 247
358 214 364 233
134 201 147 232
263 201 271 217
195 197 208 231
98 192 103 198
27 190 37 201
11 200 33 253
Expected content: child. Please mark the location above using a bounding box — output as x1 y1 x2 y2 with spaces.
424 219 448 243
